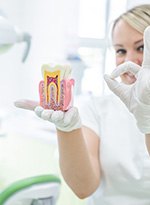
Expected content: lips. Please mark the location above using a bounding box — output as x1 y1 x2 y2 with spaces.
122 72 137 84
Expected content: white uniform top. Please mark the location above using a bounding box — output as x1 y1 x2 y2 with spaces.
78 94 150 205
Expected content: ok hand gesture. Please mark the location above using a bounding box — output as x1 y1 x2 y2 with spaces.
104 26 150 134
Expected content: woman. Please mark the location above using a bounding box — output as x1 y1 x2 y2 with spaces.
15 4 150 205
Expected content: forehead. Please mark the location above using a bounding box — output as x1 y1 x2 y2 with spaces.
112 19 143 45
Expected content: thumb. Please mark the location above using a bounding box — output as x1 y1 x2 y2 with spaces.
14 99 39 111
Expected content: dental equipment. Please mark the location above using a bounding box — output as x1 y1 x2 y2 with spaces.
0 174 61 205
0 11 31 62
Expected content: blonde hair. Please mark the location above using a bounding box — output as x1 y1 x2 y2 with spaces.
112 4 150 35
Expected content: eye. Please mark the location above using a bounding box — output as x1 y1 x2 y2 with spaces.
115 49 126 56
137 45 144 52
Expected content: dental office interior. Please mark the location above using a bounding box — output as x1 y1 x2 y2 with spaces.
0 0 148 204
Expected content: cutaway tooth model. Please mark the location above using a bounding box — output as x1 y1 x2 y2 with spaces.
39 63 75 111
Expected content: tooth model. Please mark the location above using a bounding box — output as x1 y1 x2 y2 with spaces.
39 63 75 111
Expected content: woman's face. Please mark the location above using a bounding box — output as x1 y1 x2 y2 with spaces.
112 19 144 84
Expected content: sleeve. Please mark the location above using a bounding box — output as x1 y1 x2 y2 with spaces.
77 96 101 137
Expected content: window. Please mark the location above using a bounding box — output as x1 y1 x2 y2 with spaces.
78 0 107 39
77 0 127 96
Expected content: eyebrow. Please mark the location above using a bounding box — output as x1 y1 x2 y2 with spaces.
134 39 143 45
113 39 143 47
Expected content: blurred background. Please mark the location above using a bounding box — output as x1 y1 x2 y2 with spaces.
0 0 149 205
0 0 144 108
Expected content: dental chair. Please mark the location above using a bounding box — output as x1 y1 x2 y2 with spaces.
0 174 61 205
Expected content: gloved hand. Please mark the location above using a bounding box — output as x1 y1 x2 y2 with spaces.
104 25 150 134
14 100 82 132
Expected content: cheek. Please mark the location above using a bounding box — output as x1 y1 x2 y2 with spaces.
116 55 143 66
138 55 143 66
116 57 124 66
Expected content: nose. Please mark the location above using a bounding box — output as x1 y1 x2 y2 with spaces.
125 51 141 65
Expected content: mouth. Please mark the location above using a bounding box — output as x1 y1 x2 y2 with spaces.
122 72 136 84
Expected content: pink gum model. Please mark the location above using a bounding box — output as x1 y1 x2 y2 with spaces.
39 78 74 111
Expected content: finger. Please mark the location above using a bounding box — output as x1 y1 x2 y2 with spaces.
14 99 39 110
41 109 54 120
34 106 44 117
111 61 140 78
51 110 64 123
64 107 78 125
142 26 150 68
104 74 129 99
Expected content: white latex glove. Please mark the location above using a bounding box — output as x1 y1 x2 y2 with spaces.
14 100 81 132
104 26 150 134
34 106 81 132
